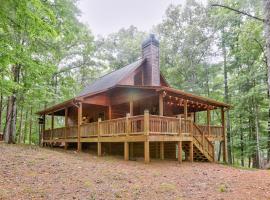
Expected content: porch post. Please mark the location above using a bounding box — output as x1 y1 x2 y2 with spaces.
77 102 82 151
184 99 188 132
159 93 163 116
64 107 68 150
51 113 54 146
129 98 133 116
124 142 129 161
207 108 211 136
144 110 150 163
178 141 182 163
97 118 102 156
108 105 112 120
221 107 228 163
42 114 45 146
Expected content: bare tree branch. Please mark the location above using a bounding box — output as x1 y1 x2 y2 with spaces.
211 4 265 22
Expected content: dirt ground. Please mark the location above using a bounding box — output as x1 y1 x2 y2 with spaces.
0 143 269 200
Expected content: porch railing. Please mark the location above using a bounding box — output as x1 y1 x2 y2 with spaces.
197 125 223 140
43 113 222 141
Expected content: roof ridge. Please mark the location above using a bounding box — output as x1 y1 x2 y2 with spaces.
77 58 145 97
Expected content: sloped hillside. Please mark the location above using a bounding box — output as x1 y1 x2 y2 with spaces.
0 143 269 200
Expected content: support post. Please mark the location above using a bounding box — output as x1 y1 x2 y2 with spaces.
144 141 150 163
124 142 129 161
144 110 150 163
207 108 211 136
77 102 82 152
160 141 164 160
184 100 188 133
97 118 102 156
51 113 54 146
144 110 149 136
221 107 228 163
189 141 193 162
126 113 131 135
64 107 68 150
42 114 45 146
159 93 164 116
129 98 133 116
178 141 182 163
98 142 102 156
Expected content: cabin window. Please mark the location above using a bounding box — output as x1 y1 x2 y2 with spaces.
98 112 105 121
134 71 143 85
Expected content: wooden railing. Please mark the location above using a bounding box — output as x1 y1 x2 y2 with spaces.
66 126 77 138
99 117 126 136
193 124 214 161
130 115 144 134
43 115 221 142
197 125 223 140
149 115 179 135
81 122 98 137
52 127 65 139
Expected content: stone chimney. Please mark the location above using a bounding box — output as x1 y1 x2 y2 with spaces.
142 34 160 86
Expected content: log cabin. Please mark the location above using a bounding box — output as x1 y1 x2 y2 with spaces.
37 34 230 163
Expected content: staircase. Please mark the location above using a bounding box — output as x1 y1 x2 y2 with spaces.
182 123 215 162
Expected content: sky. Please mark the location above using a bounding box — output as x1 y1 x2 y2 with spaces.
77 0 187 36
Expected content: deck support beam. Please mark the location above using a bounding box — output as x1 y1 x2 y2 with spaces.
77 102 82 152
42 114 45 146
144 141 150 163
160 141 164 160
189 141 193 162
51 113 54 147
124 142 129 161
98 142 102 156
178 141 182 163
64 107 68 150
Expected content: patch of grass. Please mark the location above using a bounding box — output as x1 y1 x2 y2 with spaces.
84 180 94 188
159 183 176 192
221 163 256 171
0 188 8 199
114 192 122 198
218 184 227 193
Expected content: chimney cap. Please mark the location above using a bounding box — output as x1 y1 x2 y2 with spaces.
142 34 159 48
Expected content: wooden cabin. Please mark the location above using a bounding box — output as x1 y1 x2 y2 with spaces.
37 34 230 163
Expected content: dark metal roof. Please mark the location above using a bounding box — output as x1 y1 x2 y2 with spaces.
78 58 145 97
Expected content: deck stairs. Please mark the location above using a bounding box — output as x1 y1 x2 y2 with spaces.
183 123 215 162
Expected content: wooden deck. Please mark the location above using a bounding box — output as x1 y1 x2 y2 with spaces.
42 112 224 163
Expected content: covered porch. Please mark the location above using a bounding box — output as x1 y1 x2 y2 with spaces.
38 86 229 163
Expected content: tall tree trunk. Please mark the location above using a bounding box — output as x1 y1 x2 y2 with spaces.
221 29 232 164
263 0 270 162
23 110 28 144
4 95 17 144
240 115 244 167
4 65 20 144
18 105 24 143
254 103 261 168
29 107 33 144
